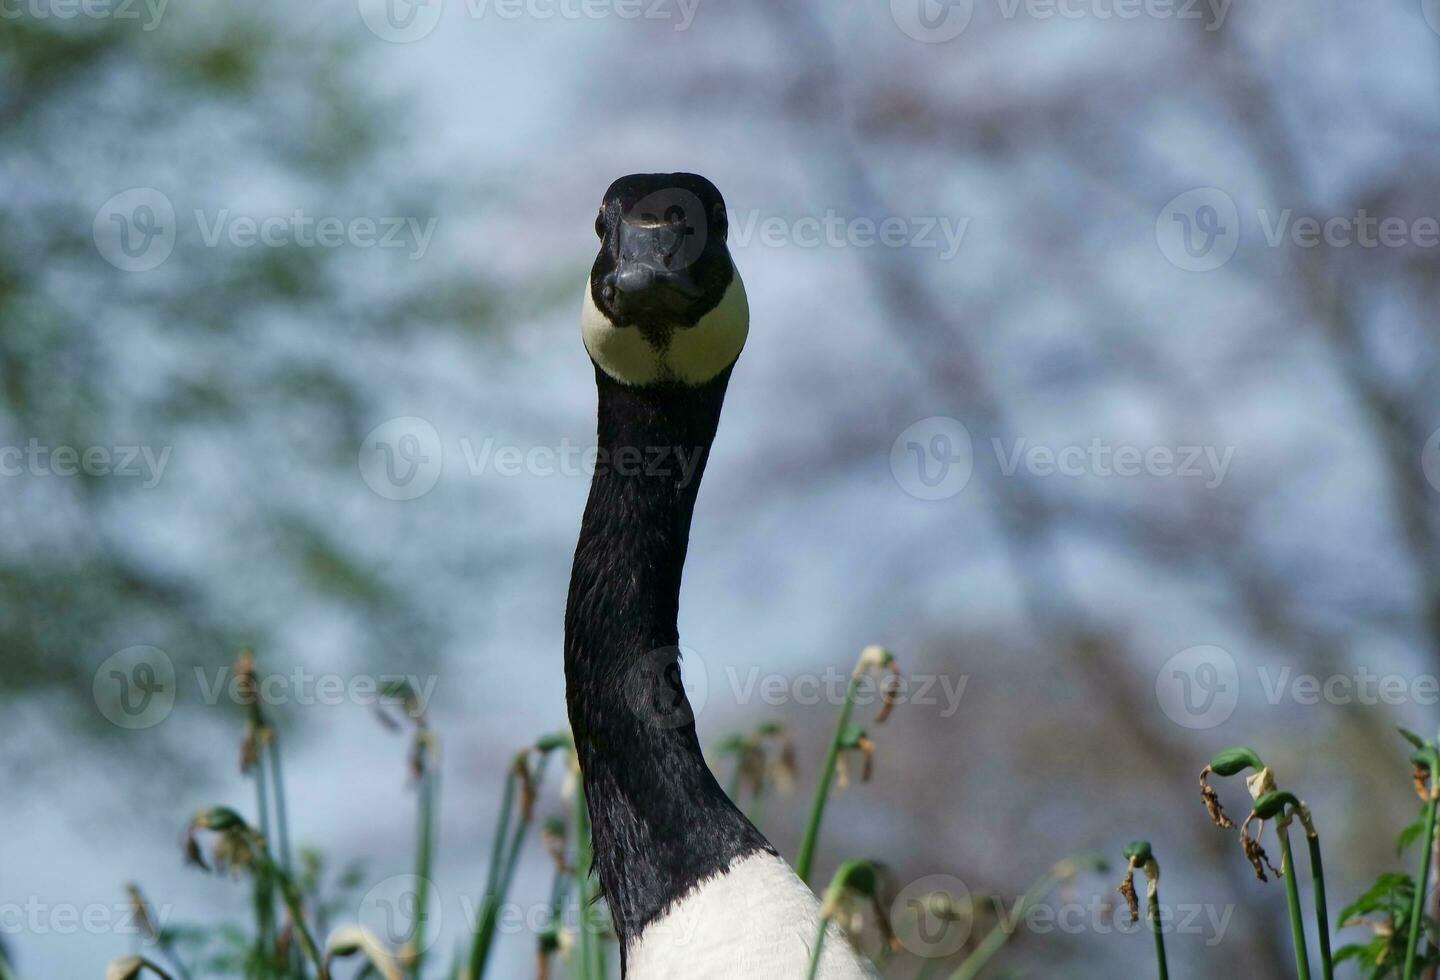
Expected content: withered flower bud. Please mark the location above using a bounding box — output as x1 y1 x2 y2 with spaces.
1199 767 1236 830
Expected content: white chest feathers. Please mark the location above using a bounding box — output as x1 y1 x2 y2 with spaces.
581 273 749 387
626 851 879 980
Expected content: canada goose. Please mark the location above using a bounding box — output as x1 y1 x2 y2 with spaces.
565 173 877 979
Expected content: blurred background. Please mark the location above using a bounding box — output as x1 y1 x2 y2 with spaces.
5 0 1440 975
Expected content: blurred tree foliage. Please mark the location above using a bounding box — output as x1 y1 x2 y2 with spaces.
0 4 492 747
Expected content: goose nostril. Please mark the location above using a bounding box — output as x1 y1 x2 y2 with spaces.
614 264 655 294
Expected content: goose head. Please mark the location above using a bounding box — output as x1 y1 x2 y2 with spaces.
582 172 748 387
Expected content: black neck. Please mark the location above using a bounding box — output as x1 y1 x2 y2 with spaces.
564 364 770 950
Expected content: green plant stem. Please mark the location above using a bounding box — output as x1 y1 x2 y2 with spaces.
252 749 276 978
795 673 862 884
127 959 177 980
467 766 518 980
1305 831 1332 980
948 864 1067 980
410 765 439 980
1404 787 1439 980
468 754 553 980
1279 826 1312 980
267 735 301 980
912 960 945 980
155 938 194 980
251 840 328 980
500 755 551 901
1146 886 1169 980
268 736 293 873
574 780 594 980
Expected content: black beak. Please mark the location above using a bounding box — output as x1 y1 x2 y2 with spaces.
602 218 704 318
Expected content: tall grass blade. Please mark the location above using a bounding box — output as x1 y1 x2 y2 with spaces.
410 756 439 980
948 856 1099 980
1403 774 1438 980
796 647 896 884
1278 826 1312 980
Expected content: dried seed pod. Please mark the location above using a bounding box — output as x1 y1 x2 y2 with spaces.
1118 842 1160 924
324 925 403 980
854 645 901 723
1118 860 1140 923
124 883 159 941
774 738 798 796
1199 769 1236 830
196 806 246 831
515 752 537 821
105 955 146 980
235 649 258 707
541 818 568 871
1240 832 1278 882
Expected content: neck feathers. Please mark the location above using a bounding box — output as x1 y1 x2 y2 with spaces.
564 365 771 951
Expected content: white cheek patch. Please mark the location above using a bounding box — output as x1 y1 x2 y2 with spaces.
581 273 749 387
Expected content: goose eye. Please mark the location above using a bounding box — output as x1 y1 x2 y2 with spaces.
594 208 606 239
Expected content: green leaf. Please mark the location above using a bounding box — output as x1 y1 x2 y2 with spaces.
1399 727 1426 750
1208 746 1264 776
1397 806 1428 855
1338 872 1412 925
